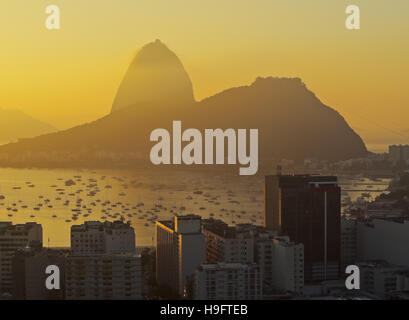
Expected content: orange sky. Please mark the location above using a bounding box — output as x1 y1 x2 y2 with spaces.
0 0 408 151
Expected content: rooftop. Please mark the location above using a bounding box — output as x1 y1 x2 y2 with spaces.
71 220 133 233
266 174 338 187
202 218 266 239
197 262 257 272
0 222 41 236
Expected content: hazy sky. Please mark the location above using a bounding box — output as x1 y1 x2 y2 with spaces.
0 0 408 150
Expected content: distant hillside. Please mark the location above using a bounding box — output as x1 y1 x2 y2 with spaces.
191 76 367 162
0 40 367 168
0 108 56 145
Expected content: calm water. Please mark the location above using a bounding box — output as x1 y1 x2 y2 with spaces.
0 168 390 247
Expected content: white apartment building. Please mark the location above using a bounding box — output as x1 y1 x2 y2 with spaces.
156 215 206 296
71 220 135 256
201 220 255 264
256 236 304 294
0 222 42 297
194 263 262 300
65 252 142 300
341 217 358 268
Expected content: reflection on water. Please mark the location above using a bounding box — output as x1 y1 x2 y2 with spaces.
0 168 390 247
0 168 265 247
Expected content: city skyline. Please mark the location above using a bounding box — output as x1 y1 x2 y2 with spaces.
2 169 409 300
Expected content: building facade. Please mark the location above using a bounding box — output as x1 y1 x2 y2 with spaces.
156 215 206 296
12 241 67 300
67 220 140 299
389 145 409 165
358 260 409 298
202 219 255 264
265 175 341 283
194 263 262 300
65 252 142 300
256 236 304 294
71 220 135 256
357 217 409 267
0 222 42 297
341 217 358 269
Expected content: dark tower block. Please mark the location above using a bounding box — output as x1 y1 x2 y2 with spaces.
265 175 341 283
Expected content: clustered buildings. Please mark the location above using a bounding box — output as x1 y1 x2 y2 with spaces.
1 174 409 300
156 174 409 300
0 220 141 300
156 175 340 299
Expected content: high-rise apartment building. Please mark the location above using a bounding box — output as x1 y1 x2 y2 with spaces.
341 217 358 268
0 222 42 297
256 235 304 294
201 219 256 264
264 175 341 283
156 215 206 296
65 252 142 300
71 220 135 256
67 220 140 299
12 241 67 300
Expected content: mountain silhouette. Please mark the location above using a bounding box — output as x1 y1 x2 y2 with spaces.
111 39 194 113
0 40 367 168
0 108 56 145
190 76 367 161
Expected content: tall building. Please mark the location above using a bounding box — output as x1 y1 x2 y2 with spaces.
256 235 304 294
389 145 409 165
67 220 141 300
12 241 67 300
194 263 262 300
201 219 256 264
156 215 206 296
0 222 42 297
264 175 341 283
65 252 142 300
71 220 136 256
341 217 358 269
